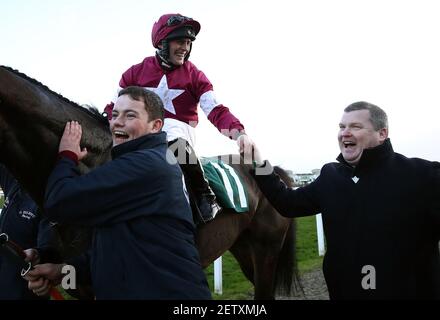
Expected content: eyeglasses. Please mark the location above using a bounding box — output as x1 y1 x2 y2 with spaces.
167 15 193 26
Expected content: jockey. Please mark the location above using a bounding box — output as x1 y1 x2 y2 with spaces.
104 13 253 223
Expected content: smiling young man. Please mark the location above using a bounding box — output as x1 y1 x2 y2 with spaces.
249 101 440 299
25 86 211 299
104 13 254 223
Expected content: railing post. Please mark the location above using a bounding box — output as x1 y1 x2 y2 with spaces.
214 256 223 295
316 213 325 256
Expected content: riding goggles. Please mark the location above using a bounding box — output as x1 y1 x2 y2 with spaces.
167 15 193 26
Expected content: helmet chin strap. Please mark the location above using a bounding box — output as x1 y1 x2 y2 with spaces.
156 52 175 71
158 39 170 60
156 40 192 71
184 42 193 61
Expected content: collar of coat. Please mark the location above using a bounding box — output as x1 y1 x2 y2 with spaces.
336 138 394 175
111 131 167 159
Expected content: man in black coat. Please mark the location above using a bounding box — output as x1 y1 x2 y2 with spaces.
248 101 440 299
25 86 211 299
0 164 59 299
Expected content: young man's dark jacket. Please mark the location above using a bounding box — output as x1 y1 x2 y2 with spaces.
252 139 440 299
44 132 211 299
0 164 56 300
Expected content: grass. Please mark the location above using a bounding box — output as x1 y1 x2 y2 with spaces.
296 215 325 273
205 215 324 299
205 252 253 300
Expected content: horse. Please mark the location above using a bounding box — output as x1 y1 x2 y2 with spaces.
0 65 299 300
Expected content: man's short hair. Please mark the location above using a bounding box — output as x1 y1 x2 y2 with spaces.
118 86 164 122
344 101 388 131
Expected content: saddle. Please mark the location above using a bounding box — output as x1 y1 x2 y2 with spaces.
200 157 249 213
186 157 248 225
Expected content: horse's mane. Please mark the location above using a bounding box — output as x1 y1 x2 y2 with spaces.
0 65 109 127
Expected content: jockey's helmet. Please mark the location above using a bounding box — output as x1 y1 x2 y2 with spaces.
151 14 201 48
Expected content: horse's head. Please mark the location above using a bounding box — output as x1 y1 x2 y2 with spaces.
0 66 113 207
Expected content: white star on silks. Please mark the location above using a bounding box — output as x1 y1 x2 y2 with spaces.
145 75 184 115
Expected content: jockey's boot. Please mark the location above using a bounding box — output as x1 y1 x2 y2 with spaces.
168 138 222 224
197 189 221 223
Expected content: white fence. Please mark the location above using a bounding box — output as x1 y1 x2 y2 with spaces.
213 213 325 295
316 213 325 256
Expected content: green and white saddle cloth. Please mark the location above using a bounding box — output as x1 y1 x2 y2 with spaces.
201 157 249 213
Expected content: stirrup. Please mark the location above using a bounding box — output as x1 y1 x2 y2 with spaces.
198 195 221 223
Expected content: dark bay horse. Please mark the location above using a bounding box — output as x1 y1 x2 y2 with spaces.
0 66 299 299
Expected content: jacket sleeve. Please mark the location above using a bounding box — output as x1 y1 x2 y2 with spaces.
207 105 245 140
195 70 245 139
35 210 63 263
44 153 164 226
251 161 321 218
120 67 133 88
429 161 440 231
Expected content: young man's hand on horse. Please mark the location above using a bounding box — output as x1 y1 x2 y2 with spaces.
59 121 88 160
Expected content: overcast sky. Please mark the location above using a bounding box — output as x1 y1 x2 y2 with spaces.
2 0 439 172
